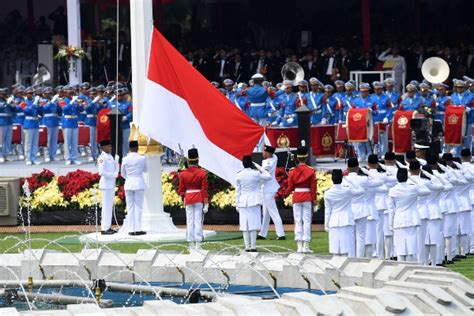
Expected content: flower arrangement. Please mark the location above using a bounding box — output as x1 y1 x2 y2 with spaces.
54 45 86 59
21 169 124 212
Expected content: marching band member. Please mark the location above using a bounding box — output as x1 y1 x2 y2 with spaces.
308 78 324 124
13 86 26 160
98 139 120 235
383 78 401 108
451 79 473 153
178 148 209 250
286 146 317 253
399 84 421 111
324 169 364 256
321 85 337 124
388 168 430 262
85 87 101 162
351 83 374 162
340 81 357 123
258 145 285 240
367 154 396 259
22 87 42 165
0 88 13 163
62 85 81 165
243 73 270 126
278 81 298 127
121 140 148 236
41 87 61 162
235 155 271 252
114 88 133 156
371 81 392 157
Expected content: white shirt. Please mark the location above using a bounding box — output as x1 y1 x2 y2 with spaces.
121 152 148 191
98 151 119 190
236 168 271 208
378 49 406 78
326 57 334 75
324 181 364 228
368 169 395 211
345 172 384 220
219 59 226 77
388 182 430 229
262 155 280 194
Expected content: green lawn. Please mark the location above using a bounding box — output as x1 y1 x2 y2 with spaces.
0 232 472 280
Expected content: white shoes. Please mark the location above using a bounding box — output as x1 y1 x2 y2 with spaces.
302 242 313 253
18 155 25 161
0 157 4 163
65 161 72 165
45 157 51 163
87 157 94 162
296 241 303 253
73 161 81 165
26 161 32 165
33 161 41 165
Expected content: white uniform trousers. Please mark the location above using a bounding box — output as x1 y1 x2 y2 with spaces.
376 210 385 259
101 189 115 231
417 219 428 264
259 193 285 238
125 189 144 233
425 219 442 265
394 226 417 257
365 218 377 257
186 203 203 242
470 210 474 253
355 217 367 258
293 202 312 242
329 225 353 255
457 210 472 255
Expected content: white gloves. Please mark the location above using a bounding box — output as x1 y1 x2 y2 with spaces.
203 203 209 214
324 225 329 232
51 95 59 103
114 154 120 162
395 160 408 169
313 204 319 213
453 161 463 169
367 215 374 221
321 118 328 125
421 169 434 179
253 162 264 172
113 172 119 178
122 116 127 122
70 96 79 104
33 95 41 105
359 167 370 175
382 117 389 124
438 163 448 172
109 96 116 103
93 96 101 103
6 96 14 104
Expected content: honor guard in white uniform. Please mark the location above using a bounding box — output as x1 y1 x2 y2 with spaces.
388 169 430 262
451 157 473 258
460 149 474 255
121 141 148 236
258 145 285 240
324 169 364 256
367 154 396 259
236 155 271 252
346 157 384 258
408 161 444 265
419 164 448 266
378 152 399 259
98 140 119 234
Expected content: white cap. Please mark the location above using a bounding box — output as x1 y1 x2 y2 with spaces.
251 73 264 79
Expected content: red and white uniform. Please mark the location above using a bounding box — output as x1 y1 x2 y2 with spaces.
178 166 208 242
287 164 317 242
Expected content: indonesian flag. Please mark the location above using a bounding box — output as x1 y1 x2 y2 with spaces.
139 28 264 185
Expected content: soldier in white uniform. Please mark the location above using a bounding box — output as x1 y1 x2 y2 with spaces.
460 149 474 255
367 154 396 259
346 157 384 258
98 140 119 235
324 169 364 256
121 141 148 236
378 152 399 259
258 145 285 240
236 155 271 252
388 168 430 262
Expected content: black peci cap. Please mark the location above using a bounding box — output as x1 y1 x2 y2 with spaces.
409 160 421 170
397 168 408 182
242 155 253 168
188 148 199 161
100 140 111 147
264 145 275 154
332 169 343 184
368 154 379 164
348 157 359 168
129 140 138 148
405 150 416 159
384 152 395 160
461 148 471 157
442 153 453 161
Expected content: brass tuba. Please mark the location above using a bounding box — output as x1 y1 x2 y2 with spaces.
281 62 305 87
421 57 450 84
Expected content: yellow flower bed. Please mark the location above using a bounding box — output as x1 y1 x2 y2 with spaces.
283 170 332 207
22 179 69 212
210 188 236 209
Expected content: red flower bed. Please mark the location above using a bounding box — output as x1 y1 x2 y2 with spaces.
21 169 55 193
57 170 100 199
275 167 289 199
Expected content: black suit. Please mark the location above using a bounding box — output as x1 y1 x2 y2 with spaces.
335 55 353 81
303 60 320 79
406 52 425 82
213 58 232 81
230 60 246 81
196 56 211 79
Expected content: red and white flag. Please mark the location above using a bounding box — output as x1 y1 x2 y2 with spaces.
139 28 264 185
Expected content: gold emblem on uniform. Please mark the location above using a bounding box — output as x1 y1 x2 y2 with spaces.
277 133 290 148
98 158 103 163
397 115 408 128
448 114 459 125
100 115 108 123
321 133 333 148
353 113 362 121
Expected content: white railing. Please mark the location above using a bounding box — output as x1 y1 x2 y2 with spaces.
350 70 405 93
